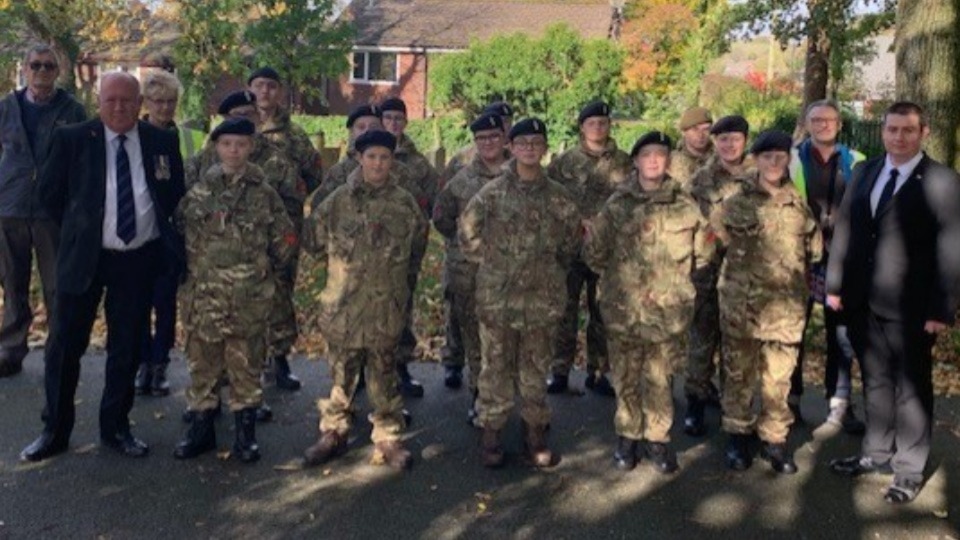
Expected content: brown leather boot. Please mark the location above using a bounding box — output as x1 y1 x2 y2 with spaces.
480 428 505 468
374 440 413 470
523 422 557 468
303 430 346 467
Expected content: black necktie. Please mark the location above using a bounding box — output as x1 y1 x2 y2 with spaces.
116 134 137 244
875 168 899 217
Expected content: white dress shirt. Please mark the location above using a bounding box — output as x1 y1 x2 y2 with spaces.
870 151 924 216
102 126 160 250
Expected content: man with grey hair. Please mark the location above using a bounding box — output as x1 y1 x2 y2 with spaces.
0 44 86 378
20 71 185 462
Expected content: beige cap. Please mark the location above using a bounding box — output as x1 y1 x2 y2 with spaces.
678 106 713 130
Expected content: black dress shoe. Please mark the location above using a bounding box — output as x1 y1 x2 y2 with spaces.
150 363 171 397
134 363 151 395
546 374 568 394
725 434 753 471
884 478 922 504
397 364 424 398
101 433 149 458
760 442 798 474
829 455 893 477
589 374 616 397
645 441 679 474
0 359 23 378
613 437 638 471
444 365 463 389
683 396 706 437
20 433 69 462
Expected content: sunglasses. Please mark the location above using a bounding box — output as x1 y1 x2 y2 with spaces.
29 62 58 72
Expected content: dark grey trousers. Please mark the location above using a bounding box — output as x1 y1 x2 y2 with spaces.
0 218 58 363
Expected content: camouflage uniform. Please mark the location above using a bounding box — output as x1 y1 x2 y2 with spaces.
185 138 304 360
683 155 754 401
309 152 422 213
669 144 713 187
459 163 580 430
432 155 502 391
712 176 822 444
177 163 297 412
584 176 713 442
259 109 323 195
302 168 428 443
441 143 476 186
546 139 631 377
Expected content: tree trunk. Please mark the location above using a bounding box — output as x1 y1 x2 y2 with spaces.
797 26 830 138
896 0 960 169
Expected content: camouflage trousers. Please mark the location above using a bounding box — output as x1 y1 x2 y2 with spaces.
441 288 481 392
267 252 300 359
185 332 264 412
319 346 405 443
440 289 464 368
609 334 682 442
477 322 553 430
721 336 798 444
685 279 721 399
395 271 420 366
552 259 608 377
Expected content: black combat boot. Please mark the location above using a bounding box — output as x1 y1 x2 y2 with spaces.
480 428 505 468
444 365 463 389
546 373 568 394
174 409 217 459
182 398 222 423
760 442 798 474
725 434 753 471
233 408 260 463
274 355 302 391
397 363 424 398
303 430 347 467
587 372 616 397
644 441 679 474
151 363 170 397
613 437 638 471
255 402 273 423
135 363 151 395
683 396 707 437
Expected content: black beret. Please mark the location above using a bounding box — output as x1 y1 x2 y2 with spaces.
578 100 611 124
750 129 793 154
630 131 673 157
483 101 514 118
710 115 749 136
217 90 257 115
469 113 504 133
380 97 407 115
210 117 255 141
346 104 381 128
247 66 281 86
354 129 397 154
508 118 547 141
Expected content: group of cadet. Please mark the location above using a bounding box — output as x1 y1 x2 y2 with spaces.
6 47 957 505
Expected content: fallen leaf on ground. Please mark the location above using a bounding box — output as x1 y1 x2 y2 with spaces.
421 443 445 460
73 444 97 454
216 450 231 460
273 459 305 471
153 412 165 420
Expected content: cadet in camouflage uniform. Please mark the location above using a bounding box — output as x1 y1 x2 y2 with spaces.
174 118 297 463
682 115 754 437
432 113 509 423
459 118 581 469
301 130 427 471
585 132 713 474
380 97 440 398
248 67 318 391
546 101 631 396
712 130 822 475
441 101 513 185
669 106 714 186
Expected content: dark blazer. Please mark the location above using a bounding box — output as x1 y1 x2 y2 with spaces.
39 119 186 295
827 153 960 323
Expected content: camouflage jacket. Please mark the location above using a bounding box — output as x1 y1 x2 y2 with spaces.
669 144 713 187
303 168 428 349
260 109 322 195
184 137 303 230
459 162 581 329
585 176 713 341
712 176 823 343
432 155 504 295
308 152 423 217
441 143 476 186
547 139 631 220
177 163 297 340
394 134 439 216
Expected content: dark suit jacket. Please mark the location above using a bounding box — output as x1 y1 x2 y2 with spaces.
827 153 960 324
39 119 186 295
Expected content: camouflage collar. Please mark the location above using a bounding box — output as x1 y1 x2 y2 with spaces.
469 154 508 179
395 134 418 156
744 174 801 204
260 108 292 134
206 162 265 186
621 174 682 203
347 166 397 193
578 138 619 159
505 161 547 189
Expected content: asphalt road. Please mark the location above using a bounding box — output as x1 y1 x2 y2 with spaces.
0 349 957 539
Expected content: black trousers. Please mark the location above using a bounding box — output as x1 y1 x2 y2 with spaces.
847 308 934 484
140 268 179 366
43 241 160 441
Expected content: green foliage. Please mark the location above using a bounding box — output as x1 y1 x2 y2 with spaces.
699 75 802 133
429 24 624 148
289 114 474 156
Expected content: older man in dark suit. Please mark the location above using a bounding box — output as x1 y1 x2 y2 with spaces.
20 72 185 462
827 101 960 503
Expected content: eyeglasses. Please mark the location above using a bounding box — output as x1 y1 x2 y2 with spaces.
28 62 58 72
475 134 502 144
512 139 545 150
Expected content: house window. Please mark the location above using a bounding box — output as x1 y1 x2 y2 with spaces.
352 51 398 83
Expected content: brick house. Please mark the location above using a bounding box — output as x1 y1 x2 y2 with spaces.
327 0 615 119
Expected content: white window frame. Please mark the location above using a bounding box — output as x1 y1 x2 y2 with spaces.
350 50 399 85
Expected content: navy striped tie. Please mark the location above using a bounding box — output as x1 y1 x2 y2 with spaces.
116 134 137 244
